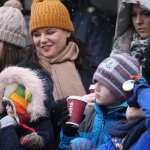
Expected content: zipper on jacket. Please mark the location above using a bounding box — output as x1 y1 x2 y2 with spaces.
96 115 106 146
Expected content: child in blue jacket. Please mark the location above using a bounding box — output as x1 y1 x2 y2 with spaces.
96 76 150 150
96 37 150 150
59 53 140 149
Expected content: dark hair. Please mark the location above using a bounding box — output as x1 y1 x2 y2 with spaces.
26 33 90 69
0 42 26 72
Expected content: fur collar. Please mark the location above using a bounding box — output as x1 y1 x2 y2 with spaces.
0 67 47 122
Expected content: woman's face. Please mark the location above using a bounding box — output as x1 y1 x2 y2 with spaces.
132 4 150 39
32 28 71 58
0 41 4 57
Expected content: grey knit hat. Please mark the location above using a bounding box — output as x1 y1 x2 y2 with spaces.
93 53 140 98
0 0 27 48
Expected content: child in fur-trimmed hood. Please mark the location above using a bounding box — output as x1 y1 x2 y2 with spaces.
0 66 54 150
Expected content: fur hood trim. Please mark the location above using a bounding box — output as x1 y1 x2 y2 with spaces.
0 66 47 121
115 0 150 39
111 0 150 56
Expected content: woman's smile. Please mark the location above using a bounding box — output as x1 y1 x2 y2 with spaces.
42 45 52 51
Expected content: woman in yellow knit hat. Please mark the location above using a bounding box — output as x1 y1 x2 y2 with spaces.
18 0 97 149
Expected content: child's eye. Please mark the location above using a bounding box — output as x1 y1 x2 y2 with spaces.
93 80 98 84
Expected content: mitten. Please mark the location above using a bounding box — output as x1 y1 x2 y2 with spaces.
20 132 44 150
0 115 17 128
70 138 94 150
61 107 79 137
127 76 149 108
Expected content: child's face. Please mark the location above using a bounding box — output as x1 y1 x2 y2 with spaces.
94 82 117 106
126 106 144 122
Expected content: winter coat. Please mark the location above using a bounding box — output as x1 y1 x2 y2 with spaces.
96 87 150 150
111 0 150 56
59 101 127 149
17 57 97 150
0 67 54 149
0 118 54 150
62 1 113 66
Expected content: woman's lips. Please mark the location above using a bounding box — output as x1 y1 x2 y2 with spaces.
137 28 146 32
42 45 52 51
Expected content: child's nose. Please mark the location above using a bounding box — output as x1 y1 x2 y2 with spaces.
94 82 100 91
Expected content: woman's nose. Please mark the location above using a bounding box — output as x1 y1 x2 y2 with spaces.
135 15 143 24
40 34 48 43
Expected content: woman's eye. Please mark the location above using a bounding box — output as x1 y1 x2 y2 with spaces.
131 13 136 17
143 12 150 16
33 33 40 37
47 31 55 35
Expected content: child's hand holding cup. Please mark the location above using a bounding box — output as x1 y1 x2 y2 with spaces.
122 80 140 108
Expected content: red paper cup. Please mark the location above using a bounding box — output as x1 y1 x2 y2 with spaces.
122 80 135 100
89 84 95 93
122 80 140 108
66 96 87 127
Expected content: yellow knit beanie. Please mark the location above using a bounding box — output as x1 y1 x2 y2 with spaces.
29 0 74 36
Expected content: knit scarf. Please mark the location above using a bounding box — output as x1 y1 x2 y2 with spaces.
37 42 86 100
130 31 148 64
142 38 150 85
108 118 145 150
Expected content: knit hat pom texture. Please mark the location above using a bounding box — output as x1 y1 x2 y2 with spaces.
0 0 27 47
4 0 22 10
30 0 74 35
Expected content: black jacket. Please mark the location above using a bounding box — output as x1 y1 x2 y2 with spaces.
17 57 97 149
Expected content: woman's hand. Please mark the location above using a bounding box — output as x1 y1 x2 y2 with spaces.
83 93 96 108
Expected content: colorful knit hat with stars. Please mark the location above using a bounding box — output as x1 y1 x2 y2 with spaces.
3 82 32 124
0 66 49 120
29 0 74 36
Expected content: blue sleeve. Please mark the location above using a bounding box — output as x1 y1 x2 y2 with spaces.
137 88 150 131
59 130 79 150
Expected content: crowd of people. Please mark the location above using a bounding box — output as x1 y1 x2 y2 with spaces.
0 0 150 150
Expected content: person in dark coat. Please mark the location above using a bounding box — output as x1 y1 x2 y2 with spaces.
17 0 97 149
0 66 54 150
61 0 113 66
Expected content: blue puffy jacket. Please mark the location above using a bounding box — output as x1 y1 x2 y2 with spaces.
97 88 150 150
59 100 127 149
